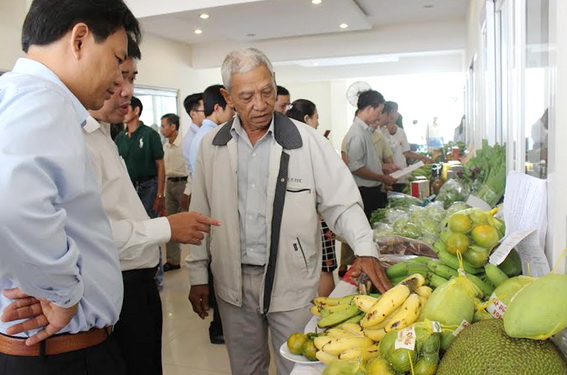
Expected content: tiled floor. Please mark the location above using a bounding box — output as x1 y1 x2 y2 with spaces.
160 246 279 374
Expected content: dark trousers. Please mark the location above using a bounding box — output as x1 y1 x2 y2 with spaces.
0 335 125 375
208 267 223 336
135 177 158 219
358 186 387 219
114 267 163 375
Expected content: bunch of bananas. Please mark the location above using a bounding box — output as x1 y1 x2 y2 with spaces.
307 274 432 364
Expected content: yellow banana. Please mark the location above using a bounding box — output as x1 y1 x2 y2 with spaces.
361 284 411 328
338 344 381 361
313 336 333 350
399 273 426 291
325 328 355 338
362 345 381 361
313 295 355 307
322 336 373 356
325 303 356 313
363 327 387 342
353 294 379 313
341 322 363 336
415 285 433 299
370 305 402 330
338 348 363 361
316 350 338 364
384 293 422 332
310 305 321 317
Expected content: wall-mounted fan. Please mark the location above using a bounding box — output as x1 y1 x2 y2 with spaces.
346 81 372 107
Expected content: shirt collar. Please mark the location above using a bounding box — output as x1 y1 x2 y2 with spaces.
165 133 183 148
12 58 89 127
230 115 274 143
202 118 218 129
354 116 373 132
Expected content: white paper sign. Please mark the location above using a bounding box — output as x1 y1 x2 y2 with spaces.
466 195 492 210
395 326 416 351
486 293 508 319
489 229 536 265
501 172 550 277
389 161 424 180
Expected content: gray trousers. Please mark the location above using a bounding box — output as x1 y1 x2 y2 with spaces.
165 179 186 264
217 265 312 375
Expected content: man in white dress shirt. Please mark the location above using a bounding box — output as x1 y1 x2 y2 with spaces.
83 40 219 375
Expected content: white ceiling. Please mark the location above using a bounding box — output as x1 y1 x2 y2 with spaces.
126 0 468 77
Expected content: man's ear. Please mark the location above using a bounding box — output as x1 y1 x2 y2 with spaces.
70 23 90 59
220 88 233 108
134 106 140 117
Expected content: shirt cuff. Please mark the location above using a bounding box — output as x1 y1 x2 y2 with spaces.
186 260 209 286
352 241 379 259
148 216 172 243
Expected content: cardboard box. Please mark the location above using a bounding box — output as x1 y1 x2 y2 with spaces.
411 180 430 200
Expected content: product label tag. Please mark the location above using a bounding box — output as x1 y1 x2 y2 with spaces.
395 326 416 350
486 293 508 319
431 321 442 333
452 320 471 337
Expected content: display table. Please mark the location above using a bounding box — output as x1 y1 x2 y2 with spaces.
290 281 358 375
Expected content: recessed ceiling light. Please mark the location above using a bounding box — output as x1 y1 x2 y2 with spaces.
247 33 256 37
424 4 434 8
200 13 209 19
194 29 203 35
312 0 322 4
339 23 348 29
313 62 319 67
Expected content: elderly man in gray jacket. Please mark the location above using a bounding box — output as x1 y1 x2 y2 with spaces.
186 47 391 375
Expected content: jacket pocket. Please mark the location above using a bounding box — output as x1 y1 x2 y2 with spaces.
286 187 312 193
292 237 309 273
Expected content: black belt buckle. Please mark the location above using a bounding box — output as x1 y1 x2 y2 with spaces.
167 176 187 182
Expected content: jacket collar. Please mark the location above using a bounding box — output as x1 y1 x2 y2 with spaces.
213 112 302 150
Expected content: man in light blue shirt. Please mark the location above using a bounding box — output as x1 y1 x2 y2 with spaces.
181 93 204 209
188 84 235 178
0 0 140 372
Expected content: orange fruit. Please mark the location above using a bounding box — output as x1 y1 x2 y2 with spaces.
446 232 470 255
471 225 500 249
287 333 308 355
448 213 472 233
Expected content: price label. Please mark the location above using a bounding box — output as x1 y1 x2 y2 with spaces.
486 293 508 319
452 320 471 337
395 326 416 351
431 321 442 333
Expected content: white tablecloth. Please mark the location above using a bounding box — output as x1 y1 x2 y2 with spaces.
290 281 358 375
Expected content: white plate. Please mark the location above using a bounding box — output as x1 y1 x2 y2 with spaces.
279 343 320 364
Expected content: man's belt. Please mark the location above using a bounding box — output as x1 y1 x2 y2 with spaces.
167 176 188 182
0 326 112 356
132 175 156 185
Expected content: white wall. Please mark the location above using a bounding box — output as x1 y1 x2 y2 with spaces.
0 0 27 71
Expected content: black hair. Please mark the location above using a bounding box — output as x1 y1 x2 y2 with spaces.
203 85 228 117
383 101 396 115
127 33 141 60
161 113 180 131
286 99 316 124
388 101 398 111
22 0 141 53
183 93 203 115
130 96 143 117
277 85 290 96
357 90 385 111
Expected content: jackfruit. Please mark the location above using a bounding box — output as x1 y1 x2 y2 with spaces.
436 319 567 375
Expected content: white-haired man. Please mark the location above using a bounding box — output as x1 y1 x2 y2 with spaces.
186 48 391 375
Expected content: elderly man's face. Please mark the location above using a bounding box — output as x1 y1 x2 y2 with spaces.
223 65 276 131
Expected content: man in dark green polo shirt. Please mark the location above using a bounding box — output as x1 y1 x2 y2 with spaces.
115 96 165 218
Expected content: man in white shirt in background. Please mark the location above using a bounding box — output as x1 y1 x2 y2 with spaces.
161 113 190 271
379 101 431 192
181 93 205 210
83 40 219 374
274 85 291 114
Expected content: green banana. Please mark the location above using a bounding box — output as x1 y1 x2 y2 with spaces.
426 272 449 289
389 275 407 285
467 273 495 297
318 304 360 328
427 262 458 279
436 246 484 274
497 249 522 277
410 256 437 265
484 263 509 287
386 261 429 278
312 295 355 307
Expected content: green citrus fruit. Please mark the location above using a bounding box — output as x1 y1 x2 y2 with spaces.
302 339 318 361
448 213 473 233
471 225 500 249
446 232 470 255
287 333 308 355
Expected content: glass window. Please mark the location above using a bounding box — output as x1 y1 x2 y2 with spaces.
134 86 178 143
524 0 550 179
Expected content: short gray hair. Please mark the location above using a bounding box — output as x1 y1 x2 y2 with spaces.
221 48 275 91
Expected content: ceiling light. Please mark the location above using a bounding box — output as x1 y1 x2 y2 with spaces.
313 62 319 67
312 0 322 4
339 23 348 29
194 29 203 35
200 13 209 19
424 4 434 8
